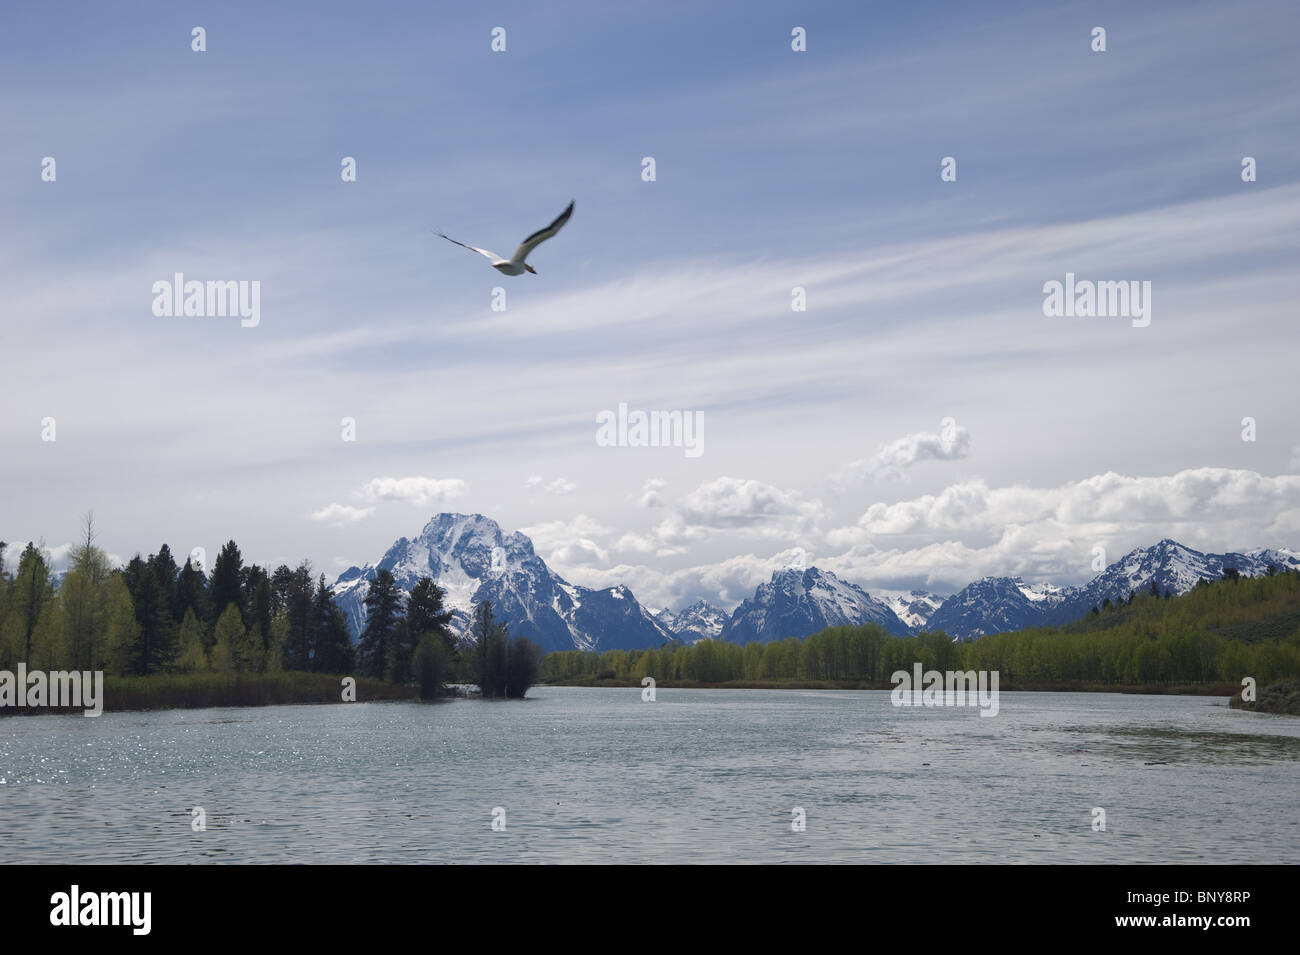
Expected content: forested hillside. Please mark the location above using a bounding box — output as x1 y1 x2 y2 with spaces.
544 568 1300 688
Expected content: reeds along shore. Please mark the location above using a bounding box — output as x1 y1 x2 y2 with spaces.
0 671 416 715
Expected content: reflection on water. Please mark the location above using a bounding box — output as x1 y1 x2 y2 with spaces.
1 688 1297 863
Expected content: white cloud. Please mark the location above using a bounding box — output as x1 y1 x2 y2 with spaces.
520 514 613 568
358 477 467 507
526 475 576 495
678 476 825 532
823 467 1300 589
636 477 667 509
838 423 972 484
310 503 375 526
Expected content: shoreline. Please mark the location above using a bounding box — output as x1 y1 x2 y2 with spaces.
542 678 1243 696
3 675 1285 716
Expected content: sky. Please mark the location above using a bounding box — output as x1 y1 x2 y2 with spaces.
3 0 1299 612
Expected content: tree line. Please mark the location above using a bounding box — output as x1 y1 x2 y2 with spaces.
544 568 1300 687
0 521 541 700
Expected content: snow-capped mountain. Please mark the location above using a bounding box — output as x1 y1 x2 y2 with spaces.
331 514 675 653
719 567 910 644
1049 538 1300 625
927 577 1068 641
656 600 728 644
926 540 1300 640
874 589 947 630
331 521 1300 650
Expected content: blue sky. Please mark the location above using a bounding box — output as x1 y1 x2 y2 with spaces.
3 0 1299 609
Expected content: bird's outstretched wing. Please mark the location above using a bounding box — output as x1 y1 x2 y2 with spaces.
510 201 574 265
436 233 505 265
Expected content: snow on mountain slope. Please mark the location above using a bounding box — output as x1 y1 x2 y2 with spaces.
873 589 947 630
656 600 729 644
720 567 910 644
331 514 674 653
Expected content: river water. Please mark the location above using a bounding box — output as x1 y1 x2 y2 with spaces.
2 687 1296 863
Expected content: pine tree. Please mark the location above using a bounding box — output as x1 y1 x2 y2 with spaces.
470 600 512 697
148 544 179 615
311 576 354 674
122 555 178 675
245 566 273 653
209 541 246 624
11 545 53 665
414 633 450 700
175 558 212 629
394 577 454 683
282 562 316 671
357 570 403 679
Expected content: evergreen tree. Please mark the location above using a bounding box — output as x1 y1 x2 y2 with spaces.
175 558 212 629
504 636 542 699
311 575 354 674
356 570 403 679
17 543 53 661
122 555 178 674
469 600 535 698
245 565 273 651
414 633 450 700
209 541 246 624
394 577 454 683
148 544 179 614
282 562 316 671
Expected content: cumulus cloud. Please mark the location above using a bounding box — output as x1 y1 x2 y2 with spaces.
520 514 613 567
678 476 825 531
636 477 667 509
838 421 972 484
310 503 376 526
526 475 577 495
823 467 1300 590
358 477 467 507
608 476 825 558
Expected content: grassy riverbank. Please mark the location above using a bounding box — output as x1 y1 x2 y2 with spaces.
543 677 1242 695
1230 680 1300 715
0 671 418 715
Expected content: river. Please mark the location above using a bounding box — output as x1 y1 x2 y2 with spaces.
2 687 1296 863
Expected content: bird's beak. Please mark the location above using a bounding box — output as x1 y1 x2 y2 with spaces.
525 265 537 274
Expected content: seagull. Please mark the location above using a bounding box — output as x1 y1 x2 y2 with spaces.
436 200 574 276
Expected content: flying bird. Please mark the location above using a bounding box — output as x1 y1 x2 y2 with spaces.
436 200 574 276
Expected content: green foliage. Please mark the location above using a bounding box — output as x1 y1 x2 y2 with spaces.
469 600 540 698
311 575 354 674
414 633 451 700
174 607 209 673
211 603 260 673
357 569 403 679
209 540 246 623
545 571 1300 689
122 554 178 675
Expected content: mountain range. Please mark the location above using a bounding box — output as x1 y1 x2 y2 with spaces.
331 515 1300 648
